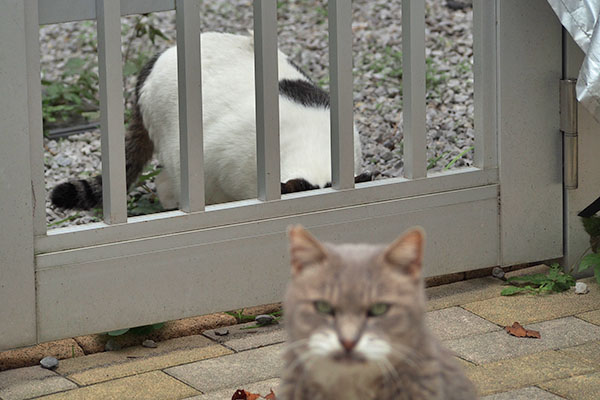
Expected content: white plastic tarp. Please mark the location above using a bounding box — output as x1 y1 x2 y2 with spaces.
547 0 600 121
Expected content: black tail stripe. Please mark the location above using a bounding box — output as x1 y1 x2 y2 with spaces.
80 179 96 208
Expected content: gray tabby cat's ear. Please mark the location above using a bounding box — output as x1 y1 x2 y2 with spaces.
382 227 425 278
287 225 327 275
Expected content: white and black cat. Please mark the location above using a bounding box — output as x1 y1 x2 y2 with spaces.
51 32 371 210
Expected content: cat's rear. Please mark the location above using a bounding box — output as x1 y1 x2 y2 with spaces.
280 226 477 400
50 32 368 211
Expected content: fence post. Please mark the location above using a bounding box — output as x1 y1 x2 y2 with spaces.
329 0 355 190
96 0 128 223
0 0 38 350
254 0 281 201
402 0 427 179
176 0 205 212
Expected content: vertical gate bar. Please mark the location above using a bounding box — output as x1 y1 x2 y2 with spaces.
96 0 127 224
328 0 354 190
25 0 46 236
0 0 37 350
176 0 205 212
254 0 281 201
402 0 427 179
473 0 497 169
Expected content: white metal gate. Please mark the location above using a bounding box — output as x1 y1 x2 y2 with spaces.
0 0 563 351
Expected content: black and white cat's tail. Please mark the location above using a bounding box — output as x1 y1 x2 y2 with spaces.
50 54 160 211
49 112 154 210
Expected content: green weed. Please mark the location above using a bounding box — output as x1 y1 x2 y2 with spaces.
427 151 449 170
501 263 576 296
443 146 474 170
42 14 169 132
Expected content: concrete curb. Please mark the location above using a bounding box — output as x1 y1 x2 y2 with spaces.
0 304 281 372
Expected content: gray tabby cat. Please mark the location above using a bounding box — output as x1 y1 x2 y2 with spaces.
280 226 477 400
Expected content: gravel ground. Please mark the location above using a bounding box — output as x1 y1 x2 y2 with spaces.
42 0 474 228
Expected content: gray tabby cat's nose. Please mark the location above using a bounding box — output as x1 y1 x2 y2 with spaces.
340 339 357 352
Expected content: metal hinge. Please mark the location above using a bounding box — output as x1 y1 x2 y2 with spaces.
560 79 578 190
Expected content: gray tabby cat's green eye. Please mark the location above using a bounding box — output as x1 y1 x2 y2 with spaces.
368 303 390 317
314 300 334 315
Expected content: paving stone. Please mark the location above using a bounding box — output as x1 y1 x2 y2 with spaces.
203 321 286 351
445 317 600 364
67 344 231 385
0 366 77 400
480 386 565 400
540 372 600 400
463 277 600 326
165 343 284 393
577 309 600 325
558 341 600 367
185 378 282 400
455 357 476 371
56 335 221 376
425 277 503 311
466 350 596 396
36 370 198 400
426 307 500 341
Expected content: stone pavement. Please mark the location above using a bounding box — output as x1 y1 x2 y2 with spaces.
1 267 599 399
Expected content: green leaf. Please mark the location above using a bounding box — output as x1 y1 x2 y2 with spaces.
47 213 81 228
107 328 130 336
507 273 548 285
137 167 162 185
148 25 168 44
501 286 527 296
129 323 165 335
582 216 600 237
579 253 600 272
151 322 165 330
64 57 86 75
123 61 139 77
127 196 164 216
444 146 474 171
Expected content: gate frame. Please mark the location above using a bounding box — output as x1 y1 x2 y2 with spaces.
0 0 563 350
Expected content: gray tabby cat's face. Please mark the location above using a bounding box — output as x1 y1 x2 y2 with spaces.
284 226 426 369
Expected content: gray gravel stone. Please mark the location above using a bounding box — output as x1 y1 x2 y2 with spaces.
575 281 590 294
39 356 59 370
104 339 121 352
492 267 506 280
255 314 276 326
142 339 158 348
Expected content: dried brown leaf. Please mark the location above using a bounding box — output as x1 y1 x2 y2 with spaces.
231 389 267 400
504 322 541 339
232 389 246 400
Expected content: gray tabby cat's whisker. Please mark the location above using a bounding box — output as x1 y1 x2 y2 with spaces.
283 338 309 351
284 350 313 374
375 360 389 383
380 357 401 385
388 343 421 367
